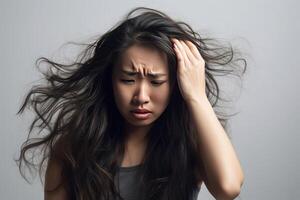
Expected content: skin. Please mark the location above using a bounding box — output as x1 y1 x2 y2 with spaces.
44 44 172 200
111 39 244 199
44 39 244 200
111 44 172 167
172 38 244 199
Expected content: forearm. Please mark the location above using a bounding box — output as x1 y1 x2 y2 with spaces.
187 97 244 198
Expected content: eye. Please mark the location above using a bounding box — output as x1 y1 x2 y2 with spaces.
120 79 166 86
121 79 134 83
151 81 165 86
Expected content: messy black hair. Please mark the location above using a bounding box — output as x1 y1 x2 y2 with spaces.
15 6 247 200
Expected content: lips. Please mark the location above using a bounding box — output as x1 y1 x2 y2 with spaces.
130 109 152 121
131 111 151 120
131 108 151 114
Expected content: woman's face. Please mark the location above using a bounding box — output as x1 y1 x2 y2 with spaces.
112 44 171 127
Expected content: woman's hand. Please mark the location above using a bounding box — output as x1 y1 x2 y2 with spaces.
171 38 207 103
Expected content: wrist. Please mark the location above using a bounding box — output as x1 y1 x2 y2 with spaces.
187 96 210 107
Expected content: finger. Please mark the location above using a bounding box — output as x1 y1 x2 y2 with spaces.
185 40 204 60
173 42 184 69
180 40 198 63
174 39 190 67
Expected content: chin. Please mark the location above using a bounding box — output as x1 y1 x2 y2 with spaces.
127 117 153 126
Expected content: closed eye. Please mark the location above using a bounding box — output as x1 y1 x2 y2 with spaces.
121 79 134 83
151 81 166 85
120 79 165 85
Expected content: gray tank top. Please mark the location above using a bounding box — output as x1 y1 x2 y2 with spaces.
114 164 200 200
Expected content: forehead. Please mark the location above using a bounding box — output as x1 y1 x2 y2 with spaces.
118 44 168 73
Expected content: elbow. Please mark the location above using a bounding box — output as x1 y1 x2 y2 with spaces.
216 180 244 200
217 185 242 200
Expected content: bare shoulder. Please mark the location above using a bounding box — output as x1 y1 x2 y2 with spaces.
44 156 69 200
44 137 70 200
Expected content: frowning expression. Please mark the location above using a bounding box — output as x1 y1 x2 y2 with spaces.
112 44 171 127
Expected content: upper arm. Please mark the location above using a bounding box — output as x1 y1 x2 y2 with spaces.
44 156 69 200
194 157 218 193
195 165 225 199
195 167 203 189
195 163 241 199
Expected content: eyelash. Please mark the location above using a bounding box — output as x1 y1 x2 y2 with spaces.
120 79 165 86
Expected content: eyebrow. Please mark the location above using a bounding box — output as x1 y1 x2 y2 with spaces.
121 69 167 78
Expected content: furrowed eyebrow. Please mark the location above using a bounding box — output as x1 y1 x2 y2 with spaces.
121 69 167 78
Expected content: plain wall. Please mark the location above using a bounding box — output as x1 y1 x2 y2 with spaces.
1 0 299 199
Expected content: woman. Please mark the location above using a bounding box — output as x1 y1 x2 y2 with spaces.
15 7 246 200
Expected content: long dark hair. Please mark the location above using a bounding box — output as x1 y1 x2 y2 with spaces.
15 6 247 200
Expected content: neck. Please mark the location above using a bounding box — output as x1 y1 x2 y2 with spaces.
121 122 152 167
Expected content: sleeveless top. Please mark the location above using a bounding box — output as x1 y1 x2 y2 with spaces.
114 164 200 200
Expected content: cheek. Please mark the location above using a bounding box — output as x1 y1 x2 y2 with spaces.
152 85 171 107
113 84 131 107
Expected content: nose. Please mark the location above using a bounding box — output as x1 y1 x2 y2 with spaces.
132 82 150 105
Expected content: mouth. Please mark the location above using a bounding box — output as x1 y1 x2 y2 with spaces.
131 111 151 120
